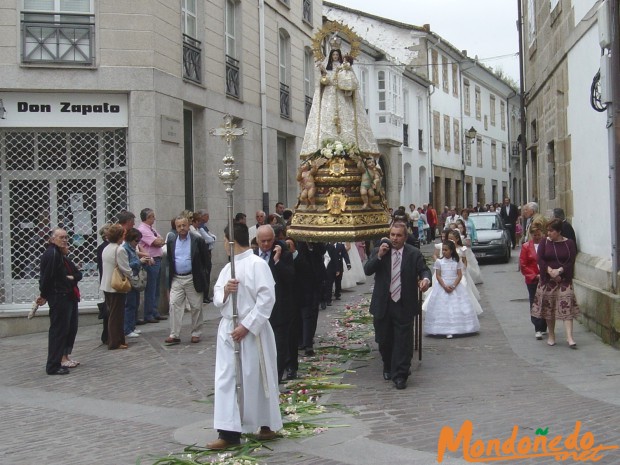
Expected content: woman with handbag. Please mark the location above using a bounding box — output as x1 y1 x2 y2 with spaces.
123 228 150 339
100 224 132 350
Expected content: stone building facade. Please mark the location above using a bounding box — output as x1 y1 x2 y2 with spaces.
522 0 619 346
0 0 321 309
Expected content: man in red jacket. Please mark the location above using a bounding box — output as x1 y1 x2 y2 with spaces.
426 204 438 242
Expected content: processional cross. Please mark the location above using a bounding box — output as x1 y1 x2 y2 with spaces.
209 114 247 420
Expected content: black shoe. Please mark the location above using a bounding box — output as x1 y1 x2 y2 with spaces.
286 369 297 380
304 348 315 356
135 320 146 325
48 367 70 375
383 372 391 380
155 315 168 320
394 378 407 390
320 302 326 310
326 301 333 306
334 296 341 300
145 319 159 323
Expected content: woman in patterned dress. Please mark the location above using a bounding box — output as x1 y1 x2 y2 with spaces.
531 218 579 348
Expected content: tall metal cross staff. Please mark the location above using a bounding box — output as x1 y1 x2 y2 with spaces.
209 114 247 420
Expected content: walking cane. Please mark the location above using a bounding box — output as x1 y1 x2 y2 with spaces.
210 115 247 421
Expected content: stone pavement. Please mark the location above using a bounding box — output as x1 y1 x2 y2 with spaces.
1 246 619 465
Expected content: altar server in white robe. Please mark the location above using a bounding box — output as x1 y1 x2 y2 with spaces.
207 222 283 450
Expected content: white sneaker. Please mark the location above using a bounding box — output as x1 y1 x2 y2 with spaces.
535 331 543 340
133 329 142 334
127 331 140 338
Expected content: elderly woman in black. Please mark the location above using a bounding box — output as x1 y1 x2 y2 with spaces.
531 218 580 348
100 224 132 350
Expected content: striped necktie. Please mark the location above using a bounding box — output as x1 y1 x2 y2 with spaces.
390 250 401 302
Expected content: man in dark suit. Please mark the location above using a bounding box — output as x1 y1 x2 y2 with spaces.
284 237 315 379
325 242 351 302
165 215 209 345
364 222 431 390
499 197 519 249
299 241 327 353
255 225 295 383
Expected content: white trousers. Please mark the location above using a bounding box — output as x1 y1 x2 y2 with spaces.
169 274 204 338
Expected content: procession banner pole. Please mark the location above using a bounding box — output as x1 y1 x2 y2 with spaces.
210 114 247 421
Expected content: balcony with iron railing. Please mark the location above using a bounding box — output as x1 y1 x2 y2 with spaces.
280 82 291 119
226 55 240 98
183 34 202 84
21 11 95 65
302 0 312 24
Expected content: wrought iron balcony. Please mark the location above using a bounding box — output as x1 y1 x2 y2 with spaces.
183 34 202 84
302 0 312 24
21 12 95 65
403 123 409 147
226 55 240 98
280 82 290 119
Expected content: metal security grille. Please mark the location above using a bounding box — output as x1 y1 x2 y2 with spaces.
0 128 128 304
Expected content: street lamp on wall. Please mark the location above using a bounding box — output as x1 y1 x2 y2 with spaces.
464 126 477 143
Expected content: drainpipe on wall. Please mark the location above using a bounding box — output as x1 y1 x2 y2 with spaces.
609 0 620 293
427 84 435 206
517 0 528 206
258 0 269 214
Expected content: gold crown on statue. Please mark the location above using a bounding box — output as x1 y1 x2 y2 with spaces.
329 35 342 49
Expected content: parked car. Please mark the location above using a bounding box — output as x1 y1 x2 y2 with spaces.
469 212 511 263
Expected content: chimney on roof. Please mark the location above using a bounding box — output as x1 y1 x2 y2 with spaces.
423 24 430 32
462 50 468 56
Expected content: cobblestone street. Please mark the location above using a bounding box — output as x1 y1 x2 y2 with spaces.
1 249 619 465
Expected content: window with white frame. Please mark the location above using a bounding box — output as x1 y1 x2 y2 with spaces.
391 73 401 117
303 47 314 120
527 0 536 46
490 95 496 126
475 86 481 120
360 67 369 110
502 143 507 171
22 0 95 64
181 0 201 83
491 141 497 169
225 0 240 97
225 0 236 58
378 70 386 123
182 0 197 38
476 136 482 167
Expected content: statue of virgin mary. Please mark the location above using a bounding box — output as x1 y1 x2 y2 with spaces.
300 35 379 158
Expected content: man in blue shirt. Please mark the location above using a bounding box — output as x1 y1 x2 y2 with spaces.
165 216 209 345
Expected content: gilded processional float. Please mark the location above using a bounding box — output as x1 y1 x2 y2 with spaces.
287 22 391 243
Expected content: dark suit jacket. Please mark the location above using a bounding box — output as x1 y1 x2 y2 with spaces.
364 243 432 319
166 232 209 293
255 245 295 327
500 204 519 225
326 243 351 274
